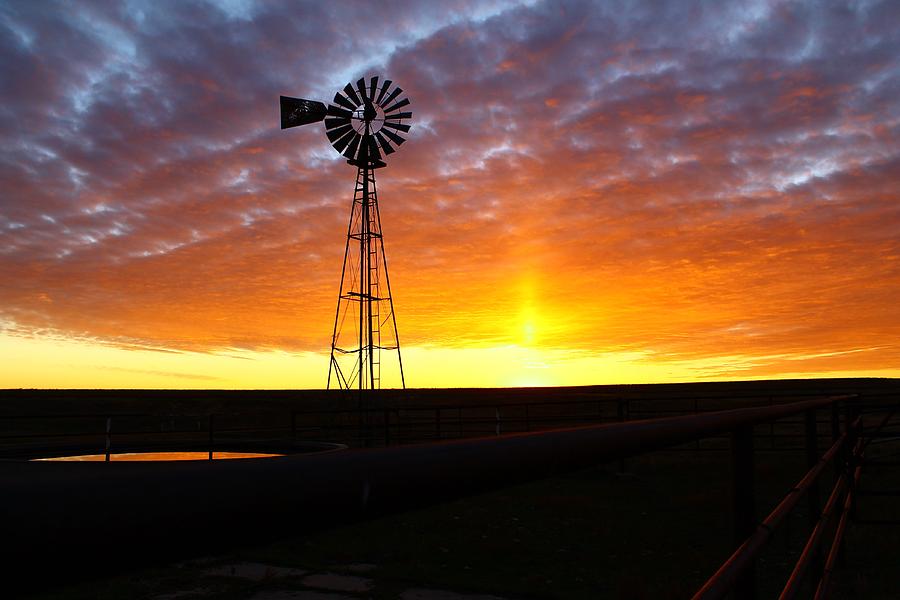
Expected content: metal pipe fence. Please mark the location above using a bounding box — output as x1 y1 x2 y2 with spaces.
2 391 898 598
2 392 896 459
287 395 887 450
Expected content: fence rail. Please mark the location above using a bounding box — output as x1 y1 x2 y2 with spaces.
0 395 876 458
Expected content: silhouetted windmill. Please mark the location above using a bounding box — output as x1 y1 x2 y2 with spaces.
280 76 411 394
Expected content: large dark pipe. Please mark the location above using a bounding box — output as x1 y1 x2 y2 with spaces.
1 395 849 595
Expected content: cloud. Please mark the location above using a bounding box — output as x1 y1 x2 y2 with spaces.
1 0 898 377
98 364 223 381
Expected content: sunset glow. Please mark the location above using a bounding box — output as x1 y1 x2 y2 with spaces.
1 1 898 388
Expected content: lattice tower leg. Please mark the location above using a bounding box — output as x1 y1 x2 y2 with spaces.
327 166 405 396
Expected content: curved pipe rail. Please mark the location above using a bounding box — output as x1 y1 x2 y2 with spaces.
1 395 853 593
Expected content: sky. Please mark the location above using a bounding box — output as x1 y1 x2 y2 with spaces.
1 0 898 389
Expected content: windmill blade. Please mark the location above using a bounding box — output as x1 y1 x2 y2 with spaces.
356 78 369 102
383 97 410 114
379 86 403 108
382 120 411 133
369 76 379 101
375 79 392 104
280 96 327 129
343 132 362 160
384 111 412 121
375 131 395 154
332 93 356 112
332 129 356 153
325 116 351 129
380 127 406 146
343 83 362 106
325 113 352 126
327 104 353 118
326 124 353 143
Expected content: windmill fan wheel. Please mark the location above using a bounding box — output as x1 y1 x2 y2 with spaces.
324 76 412 165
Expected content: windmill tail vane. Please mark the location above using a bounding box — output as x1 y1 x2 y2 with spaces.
280 76 411 395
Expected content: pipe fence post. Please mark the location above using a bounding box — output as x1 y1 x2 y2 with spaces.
732 424 756 600
105 417 112 462
694 398 701 449
208 414 214 460
384 408 390 446
830 401 840 443
617 400 626 473
831 400 846 566
848 405 861 521
805 408 824 581
830 401 841 478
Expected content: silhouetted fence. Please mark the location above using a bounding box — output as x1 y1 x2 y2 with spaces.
289 392 900 451
289 396 854 450
6 392 897 599
2 391 898 460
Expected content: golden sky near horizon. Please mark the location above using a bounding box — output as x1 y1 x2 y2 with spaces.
1 1 899 388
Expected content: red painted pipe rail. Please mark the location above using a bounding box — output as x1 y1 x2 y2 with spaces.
692 423 860 600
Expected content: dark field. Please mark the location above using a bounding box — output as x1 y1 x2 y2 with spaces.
3 378 897 454
2 378 899 599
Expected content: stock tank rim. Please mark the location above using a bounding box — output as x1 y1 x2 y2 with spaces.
4 439 347 462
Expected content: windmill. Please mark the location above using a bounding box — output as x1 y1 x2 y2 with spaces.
280 76 411 396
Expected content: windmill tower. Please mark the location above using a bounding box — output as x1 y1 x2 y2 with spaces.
280 76 411 395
